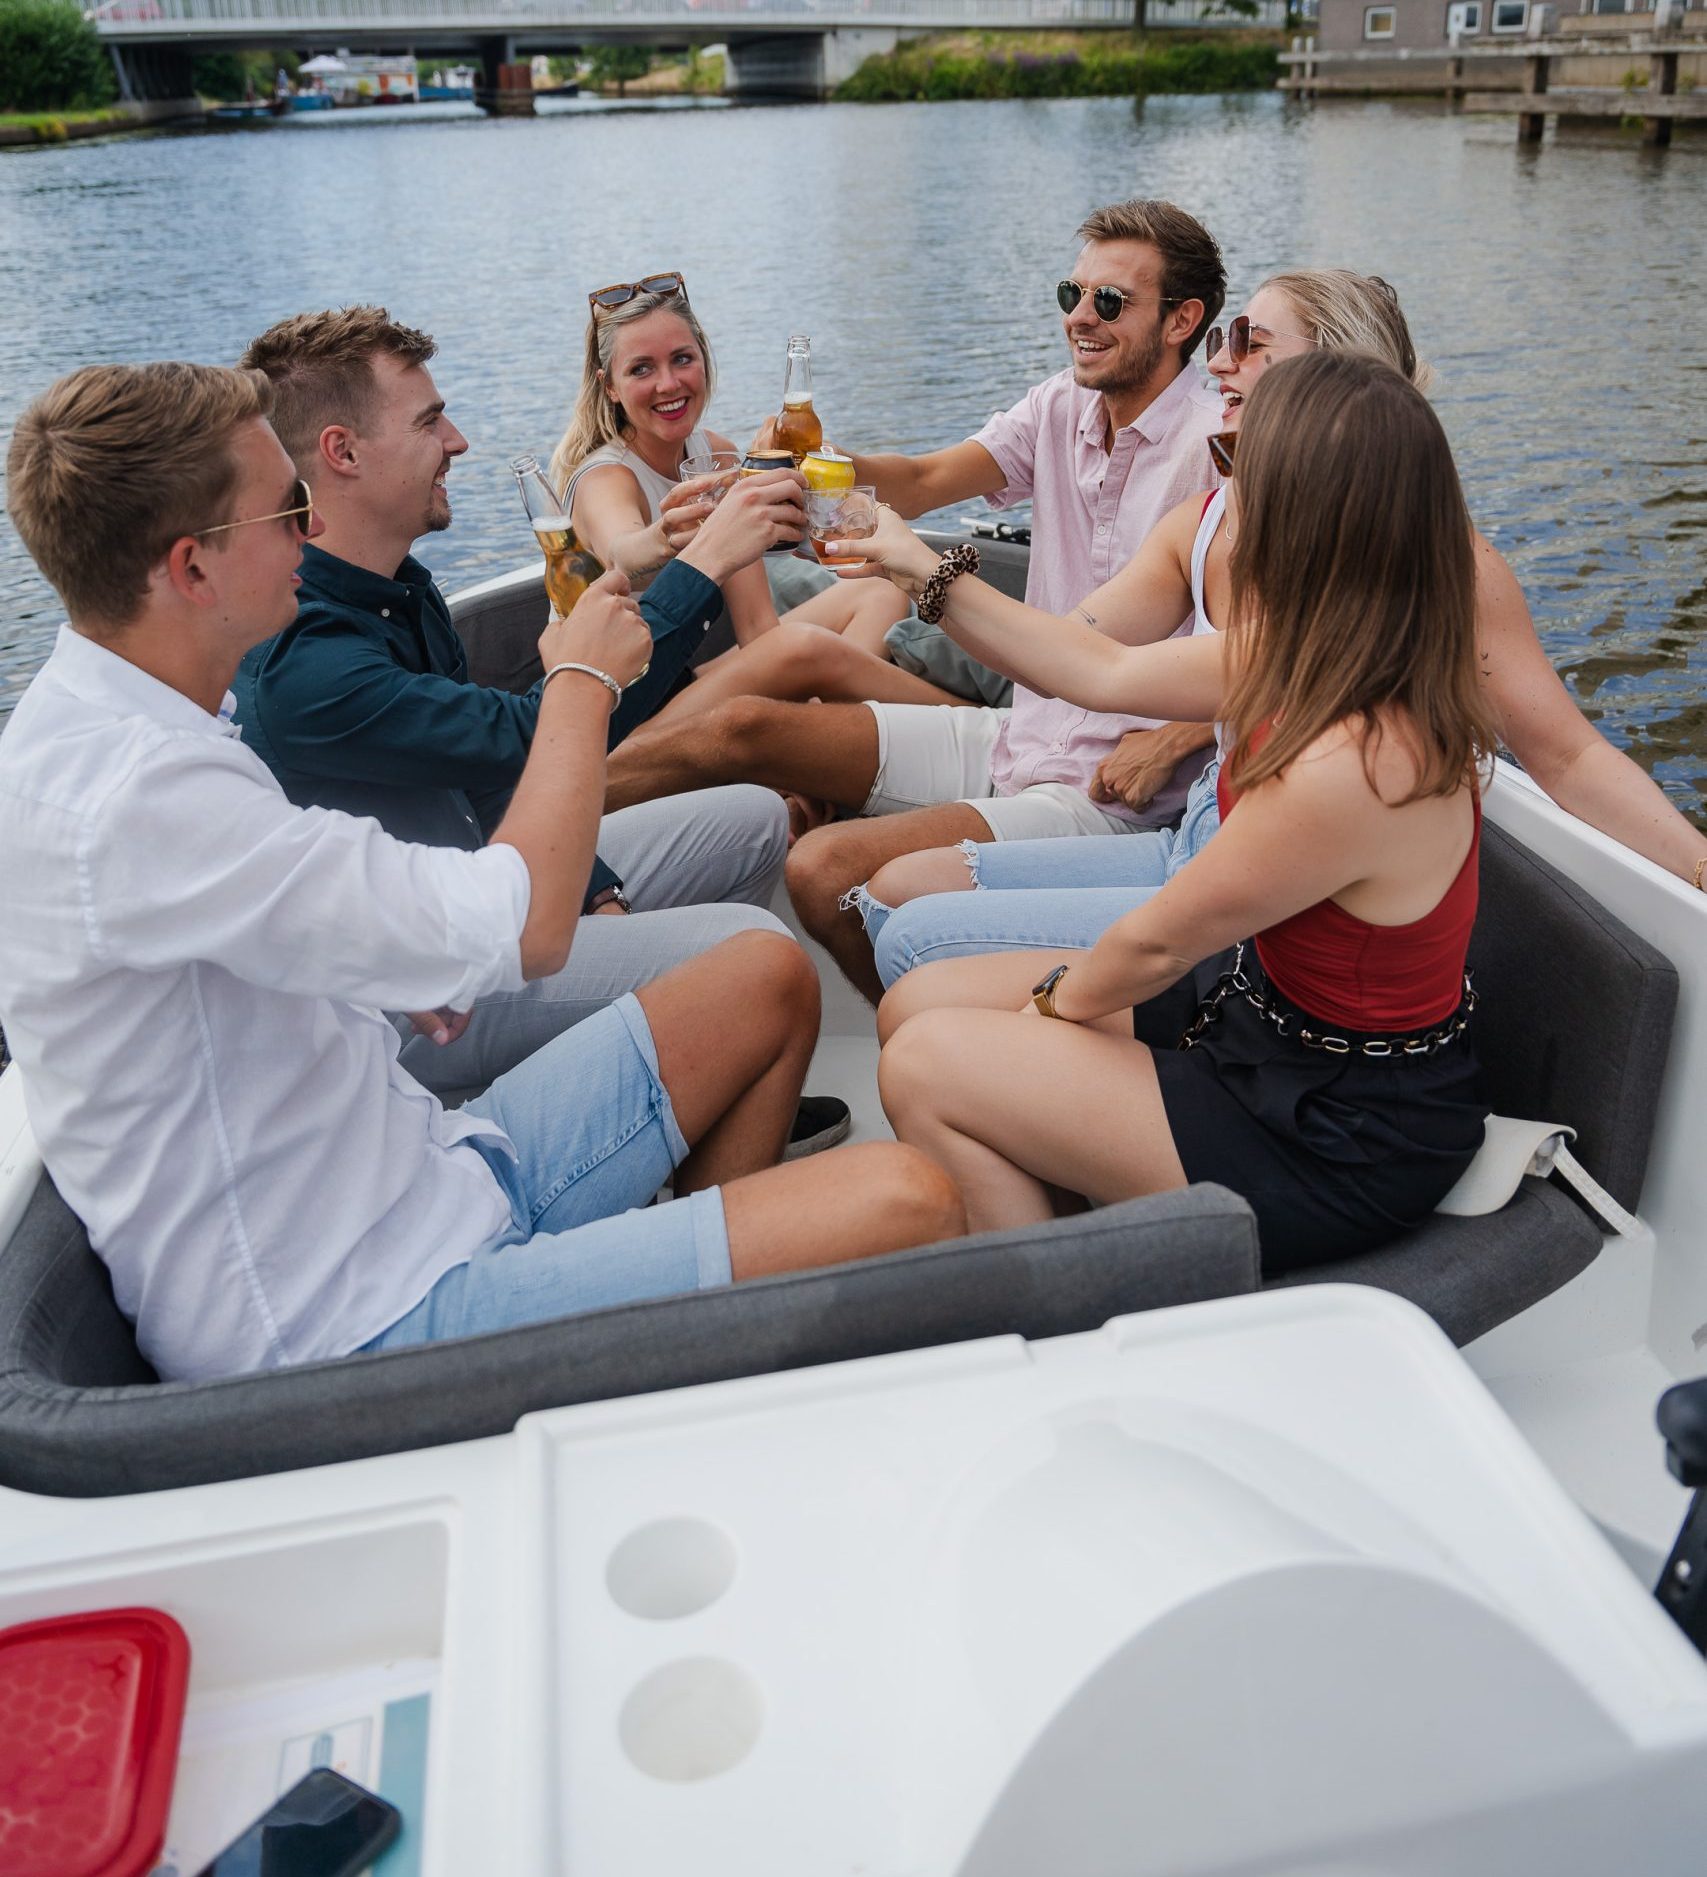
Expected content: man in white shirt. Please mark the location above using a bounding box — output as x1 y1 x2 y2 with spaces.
0 363 962 1384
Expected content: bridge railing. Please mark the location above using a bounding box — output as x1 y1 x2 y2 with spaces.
91 0 1125 30
88 0 1284 34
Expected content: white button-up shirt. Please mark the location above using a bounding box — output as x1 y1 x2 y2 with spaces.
972 364 1223 824
0 628 531 1382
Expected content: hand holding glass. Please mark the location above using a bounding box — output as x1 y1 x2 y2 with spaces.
678 449 742 503
809 486 879 572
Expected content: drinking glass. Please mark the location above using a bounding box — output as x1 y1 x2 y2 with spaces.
679 448 742 504
807 486 879 570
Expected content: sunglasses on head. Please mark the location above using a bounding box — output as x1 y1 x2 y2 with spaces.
588 272 687 312
198 476 314 539
1204 314 1316 366
1056 279 1181 324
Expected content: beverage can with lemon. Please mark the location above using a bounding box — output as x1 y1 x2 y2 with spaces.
802 449 856 494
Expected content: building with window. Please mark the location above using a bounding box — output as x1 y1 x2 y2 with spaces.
1313 0 1701 65
1316 0 1532 54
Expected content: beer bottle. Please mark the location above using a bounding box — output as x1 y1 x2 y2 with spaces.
774 334 823 466
511 455 603 618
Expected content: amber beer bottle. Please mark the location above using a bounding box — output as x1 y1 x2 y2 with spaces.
511 455 603 617
774 334 823 466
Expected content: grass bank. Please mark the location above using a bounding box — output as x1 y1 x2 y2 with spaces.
835 29 1280 103
0 104 138 144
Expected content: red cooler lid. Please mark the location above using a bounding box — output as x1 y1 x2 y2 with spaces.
0 1606 190 1877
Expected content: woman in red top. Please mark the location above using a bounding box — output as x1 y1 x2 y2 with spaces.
876 350 1496 1269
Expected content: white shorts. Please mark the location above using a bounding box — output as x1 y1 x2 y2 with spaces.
861 702 1131 841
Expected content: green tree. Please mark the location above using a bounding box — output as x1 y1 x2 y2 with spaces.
0 0 116 113
586 44 651 94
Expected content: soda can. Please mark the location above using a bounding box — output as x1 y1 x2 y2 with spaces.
802 449 856 494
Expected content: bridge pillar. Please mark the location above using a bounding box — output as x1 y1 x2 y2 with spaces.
725 28 898 101
476 36 535 115
108 44 197 106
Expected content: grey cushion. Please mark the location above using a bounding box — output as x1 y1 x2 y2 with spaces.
450 575 548 697
450 575 735 697
1455 821 1674 1211
0 1180 1258 1498
883 615 1014 708
1271 1178 1602 1347
880 535 1030 708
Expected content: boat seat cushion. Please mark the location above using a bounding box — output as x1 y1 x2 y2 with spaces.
1270 1177 1602 1347
0 1177 1259 1497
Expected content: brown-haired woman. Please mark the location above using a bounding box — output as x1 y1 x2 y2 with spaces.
876 351 1496 1270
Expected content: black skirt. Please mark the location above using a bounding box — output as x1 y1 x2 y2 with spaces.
1142 948 1487 1275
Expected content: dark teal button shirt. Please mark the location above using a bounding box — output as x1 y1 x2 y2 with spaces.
234 545 723 906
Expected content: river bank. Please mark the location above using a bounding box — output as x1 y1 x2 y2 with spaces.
0 99 200 147
834 29 1281 102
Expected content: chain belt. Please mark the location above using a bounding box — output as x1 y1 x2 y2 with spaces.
1178 942 1477 1060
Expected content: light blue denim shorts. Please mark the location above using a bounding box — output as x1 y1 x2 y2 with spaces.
363 994 732 1351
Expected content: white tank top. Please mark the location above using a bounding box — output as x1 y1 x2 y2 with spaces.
1189 487 1229 762
1189 487 1225 638
563 427 713 526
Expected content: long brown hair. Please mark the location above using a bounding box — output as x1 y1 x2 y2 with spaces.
1220 350 1495 803
550 285 715 493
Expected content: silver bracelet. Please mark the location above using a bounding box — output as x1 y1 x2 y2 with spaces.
542 661 622 707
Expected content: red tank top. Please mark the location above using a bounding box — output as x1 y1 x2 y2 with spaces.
1216 748 1481 1031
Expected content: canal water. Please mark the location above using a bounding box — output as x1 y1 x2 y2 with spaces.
1 92 1703 817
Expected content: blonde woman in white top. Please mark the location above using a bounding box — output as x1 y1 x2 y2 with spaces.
552 275 907 663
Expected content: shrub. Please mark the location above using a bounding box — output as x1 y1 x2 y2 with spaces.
835 34 1278 104
0 0 116 113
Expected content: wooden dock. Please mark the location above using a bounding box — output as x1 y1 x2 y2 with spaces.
1279 25 1704 146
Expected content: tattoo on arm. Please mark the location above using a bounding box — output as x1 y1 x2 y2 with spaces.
1074 606 1097 629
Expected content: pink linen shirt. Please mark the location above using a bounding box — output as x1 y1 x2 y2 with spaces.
971 363 1223 824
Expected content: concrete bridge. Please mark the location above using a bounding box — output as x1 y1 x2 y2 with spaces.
88 0 1279 102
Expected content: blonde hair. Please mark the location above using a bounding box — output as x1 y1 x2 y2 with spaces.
241 304 437 470
1258 269 1432 391
549 286 715 493
7 362 272 630
1221 350 1494 804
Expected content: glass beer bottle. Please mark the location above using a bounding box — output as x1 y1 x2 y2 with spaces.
774 334 823 466
511 454 603 617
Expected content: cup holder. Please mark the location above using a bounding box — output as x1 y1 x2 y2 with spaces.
618 1657 764 1782
606 1516 738 1621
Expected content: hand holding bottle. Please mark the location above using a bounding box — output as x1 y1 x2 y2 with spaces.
538 568 651 695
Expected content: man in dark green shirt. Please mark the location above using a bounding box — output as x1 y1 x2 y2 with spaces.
234 308 846 1152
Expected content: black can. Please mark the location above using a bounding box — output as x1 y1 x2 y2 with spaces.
741 450 803 552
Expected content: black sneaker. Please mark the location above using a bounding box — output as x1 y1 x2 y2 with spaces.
783 1094 852 1161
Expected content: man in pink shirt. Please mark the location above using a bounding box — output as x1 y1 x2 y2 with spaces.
597 199 1225 1000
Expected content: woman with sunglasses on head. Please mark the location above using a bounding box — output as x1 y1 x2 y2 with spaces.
842 267 1707 990
878 350 1493 1268
550 275 909 668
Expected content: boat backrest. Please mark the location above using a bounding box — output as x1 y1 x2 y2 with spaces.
450 536 1034 696
0 1179 1258 1497
1463 819 1673 1212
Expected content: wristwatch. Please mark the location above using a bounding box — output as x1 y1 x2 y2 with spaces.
587 885 633 914
1031 964 1071 1019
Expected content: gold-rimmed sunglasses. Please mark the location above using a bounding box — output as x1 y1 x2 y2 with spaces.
588 272 687 312
198 476 315 539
